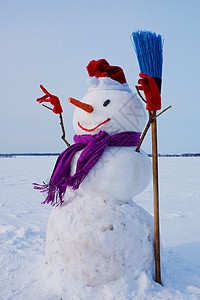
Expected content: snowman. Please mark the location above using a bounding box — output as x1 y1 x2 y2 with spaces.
35 59 154 293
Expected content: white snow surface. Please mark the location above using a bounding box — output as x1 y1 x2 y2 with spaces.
0 156 200 299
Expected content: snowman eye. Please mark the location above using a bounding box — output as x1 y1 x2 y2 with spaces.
103 99 111 107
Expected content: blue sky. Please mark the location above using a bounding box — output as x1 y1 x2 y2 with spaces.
0 0 200 154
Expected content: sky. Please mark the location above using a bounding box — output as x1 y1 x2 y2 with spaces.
0 0 200 154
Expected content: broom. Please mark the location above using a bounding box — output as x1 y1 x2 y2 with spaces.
131 30 163 284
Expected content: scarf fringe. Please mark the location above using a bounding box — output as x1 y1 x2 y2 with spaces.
33 169 87 206
33 182 65 207
65 170 87 190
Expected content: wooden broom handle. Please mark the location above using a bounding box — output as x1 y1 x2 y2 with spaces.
151 111 161 284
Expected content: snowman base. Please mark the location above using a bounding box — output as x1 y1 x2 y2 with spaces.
45 194 154 289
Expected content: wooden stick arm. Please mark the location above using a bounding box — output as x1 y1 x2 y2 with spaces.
135 85 147 104
59 113 70 147
136 106 171 153
42 104 70 147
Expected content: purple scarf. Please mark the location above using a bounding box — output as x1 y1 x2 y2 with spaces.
33 130 141 206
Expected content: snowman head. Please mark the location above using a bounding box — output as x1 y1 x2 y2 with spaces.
69 59 147 135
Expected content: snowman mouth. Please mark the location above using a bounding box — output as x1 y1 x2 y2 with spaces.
78 118 111 132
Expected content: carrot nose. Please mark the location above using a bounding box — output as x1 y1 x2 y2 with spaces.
68 97 94 113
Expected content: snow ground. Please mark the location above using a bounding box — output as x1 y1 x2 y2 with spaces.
0 156 200 299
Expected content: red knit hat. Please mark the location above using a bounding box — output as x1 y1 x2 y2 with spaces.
86 59 132 93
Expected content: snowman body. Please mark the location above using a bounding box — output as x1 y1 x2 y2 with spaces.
45 67 154 290
46 196 154 288
70 146 151 203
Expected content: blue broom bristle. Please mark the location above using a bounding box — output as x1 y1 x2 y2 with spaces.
131 30 163 79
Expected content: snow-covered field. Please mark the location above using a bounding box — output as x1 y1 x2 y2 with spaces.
0 156 200 299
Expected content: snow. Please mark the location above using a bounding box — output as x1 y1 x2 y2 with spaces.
0 156 200 299
46 195 154 289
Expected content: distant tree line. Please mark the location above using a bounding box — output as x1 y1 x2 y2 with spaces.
1 153 200 158
148 153 200 157
0 153 60 158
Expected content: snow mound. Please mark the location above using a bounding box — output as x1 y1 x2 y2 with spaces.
45 195 154 297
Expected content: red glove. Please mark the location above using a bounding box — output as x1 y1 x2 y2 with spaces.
37 85 63 114
137 73 161 111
